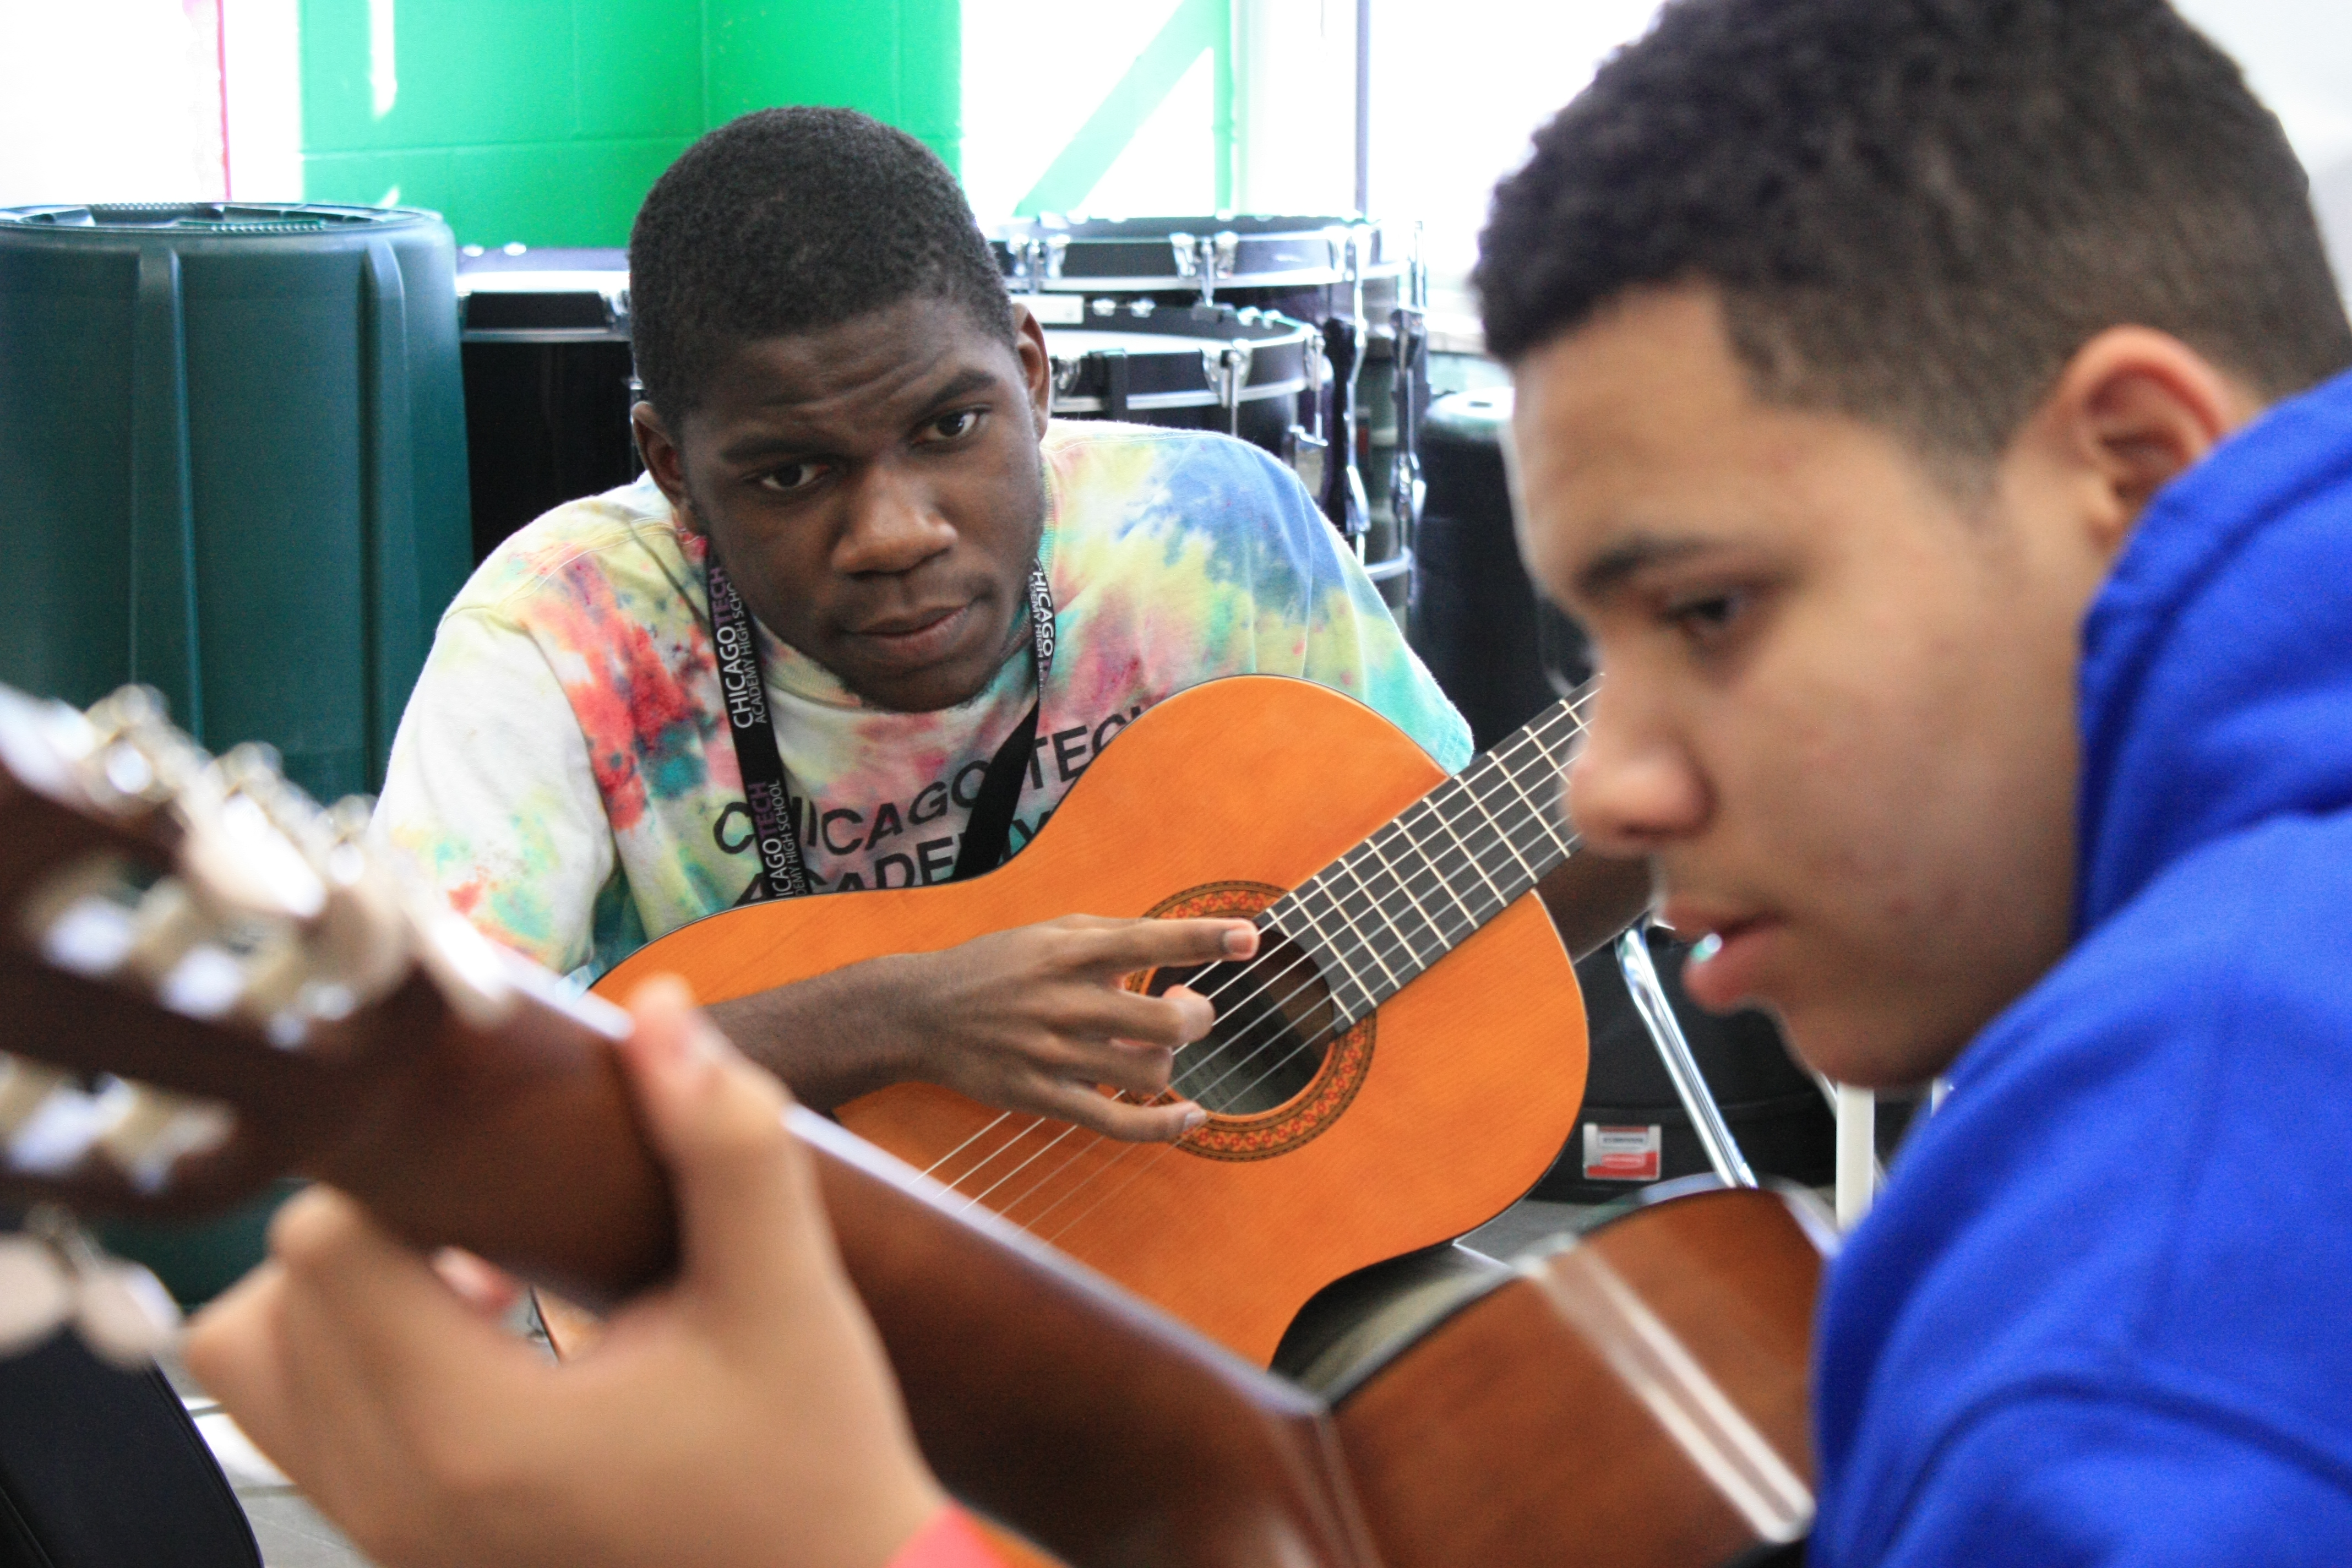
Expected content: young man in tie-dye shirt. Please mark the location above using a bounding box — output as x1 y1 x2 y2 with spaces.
378 108 1476 1141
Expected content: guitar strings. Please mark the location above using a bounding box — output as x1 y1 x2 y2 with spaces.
912 695 1596 1188
917 697 1587 1199
924 697 1589 1212
1016 737 1588 1243
947 699 1592 1229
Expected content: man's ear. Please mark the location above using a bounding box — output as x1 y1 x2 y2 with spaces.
2026 327 2262 558
1012 305 1053 435
633 402 701 535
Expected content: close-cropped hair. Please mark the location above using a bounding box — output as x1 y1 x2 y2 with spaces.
630 106 1014 425
1477 0 2352 475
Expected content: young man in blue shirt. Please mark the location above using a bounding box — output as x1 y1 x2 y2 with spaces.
186 0 2352 1562
1487 0 2352 1559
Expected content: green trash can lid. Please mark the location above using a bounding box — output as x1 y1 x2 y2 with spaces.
0 202 431 236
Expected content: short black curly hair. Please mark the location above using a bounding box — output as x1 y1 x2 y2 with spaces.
1478 0 2352 473
629 107 1014 424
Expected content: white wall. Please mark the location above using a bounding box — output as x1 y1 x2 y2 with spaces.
2174 1 2352 286
1368 0 2352 326
0 0 300 208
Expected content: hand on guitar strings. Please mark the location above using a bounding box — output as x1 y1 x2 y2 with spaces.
182 977 951 1568
705 915 1261 1141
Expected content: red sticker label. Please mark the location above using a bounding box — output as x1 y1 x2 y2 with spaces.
1582 1123 1663 1182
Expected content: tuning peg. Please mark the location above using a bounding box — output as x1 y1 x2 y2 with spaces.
70 1256 182 1369
179 790 328 928
83 685 168 741
0 1057 72 1147
26 1209 181 1369
97 1085 234 1195
0 1235 72 1356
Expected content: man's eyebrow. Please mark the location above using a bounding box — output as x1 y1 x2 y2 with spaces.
1575 533 1718 601
715 431 818 465
711 366 1006 465
913 367 1000 412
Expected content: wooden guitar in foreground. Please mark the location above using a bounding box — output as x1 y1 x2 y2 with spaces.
0 682 1829 1568
600 676 1592 1363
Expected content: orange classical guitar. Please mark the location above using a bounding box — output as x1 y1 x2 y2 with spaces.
597 676 1592 1364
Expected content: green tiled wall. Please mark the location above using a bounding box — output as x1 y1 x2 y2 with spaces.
300 0 962 248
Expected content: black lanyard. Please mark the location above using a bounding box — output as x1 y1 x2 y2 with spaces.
707 555 1056 901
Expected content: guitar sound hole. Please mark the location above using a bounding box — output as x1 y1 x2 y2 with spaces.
1148 929 1340 1118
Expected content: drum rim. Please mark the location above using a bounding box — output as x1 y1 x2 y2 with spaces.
994 215 1411 291
1026 262 1403 293
1042 311 1314 411
1048 374 1309 413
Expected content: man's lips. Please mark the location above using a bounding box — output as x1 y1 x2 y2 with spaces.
1658 898 1783 1011
848 602 975 666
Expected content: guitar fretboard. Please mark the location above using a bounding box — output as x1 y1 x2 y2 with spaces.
1264 692 1589 1026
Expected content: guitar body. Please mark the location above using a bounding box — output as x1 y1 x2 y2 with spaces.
598 676 1588 1364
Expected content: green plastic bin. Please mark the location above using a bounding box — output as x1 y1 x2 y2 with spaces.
0 203 472 1302
0 202 471 803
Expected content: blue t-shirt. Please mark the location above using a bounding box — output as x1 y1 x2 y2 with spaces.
1811 369 2352 1564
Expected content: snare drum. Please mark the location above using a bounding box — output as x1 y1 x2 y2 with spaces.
1042 307 1316 458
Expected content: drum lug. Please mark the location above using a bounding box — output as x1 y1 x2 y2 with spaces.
1009 232 1067 293
1202 340 1255 436
1207 230 1239 306
1287 426 1330 500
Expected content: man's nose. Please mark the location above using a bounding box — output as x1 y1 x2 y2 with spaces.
832 466 956 575
1565 695 1710 855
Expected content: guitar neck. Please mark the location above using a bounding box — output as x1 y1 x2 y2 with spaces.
335 984 1382 1568
1265 694 1587 1022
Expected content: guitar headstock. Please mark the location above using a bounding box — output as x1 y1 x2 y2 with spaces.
0 682 673 1322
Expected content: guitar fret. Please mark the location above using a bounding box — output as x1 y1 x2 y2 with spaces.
1261 692 1594 1019
1507 718 1582 858
1278 883 1381 1020
1300 867 1405 995
1491 751 1574 863
1321 853 1423 982
1343 837 1449 969
1388 801 1482 931
1463 778 1541 884
1429 777 1516 907
1412 798 1511 921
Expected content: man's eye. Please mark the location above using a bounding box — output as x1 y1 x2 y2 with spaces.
756 460 827 494
921 409 982 442
1669 591 1746 643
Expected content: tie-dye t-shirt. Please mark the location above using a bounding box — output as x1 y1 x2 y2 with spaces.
375 422 1471 981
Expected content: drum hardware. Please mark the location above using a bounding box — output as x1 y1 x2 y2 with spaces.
1386 230 1430 539
1618 921 1760 1189
1166 230 1243 306
1207 230 1239 304
1204 339 1255 437
1309 225 1377 550
1006 231 1069 293
1286 333 1333 503
1106 350 1132 422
